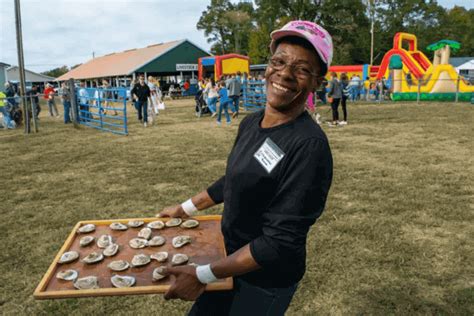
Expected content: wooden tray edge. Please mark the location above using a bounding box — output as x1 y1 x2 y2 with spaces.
34 278 233 300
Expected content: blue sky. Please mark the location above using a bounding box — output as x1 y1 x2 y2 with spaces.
0 0 472 72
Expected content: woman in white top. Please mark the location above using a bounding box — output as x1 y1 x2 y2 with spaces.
204 78 218 115
147 76 159 124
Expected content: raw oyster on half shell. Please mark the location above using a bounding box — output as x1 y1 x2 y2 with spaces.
129 238 148 249
103 243 119 257
171 253 189 266
147 220 165 230
172 235 191 248
148 236 166 247
138 228 152 240
58 251 79 264
97 235 113 248
108 260 130 271
77 224 95 234
56 269 78 281
152 266 168 281
74 276 99 290
165 218 182 227
79 236 95 247
111 275 136 288
109 222 128 231
150 251 168 262
127 220 144 228
181 219 199 229
131 254 151 267
82 252 104 264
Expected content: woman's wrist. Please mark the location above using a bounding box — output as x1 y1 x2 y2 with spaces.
181 198 198 216
195 264 218 284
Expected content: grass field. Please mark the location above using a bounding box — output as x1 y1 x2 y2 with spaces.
0 99 472 315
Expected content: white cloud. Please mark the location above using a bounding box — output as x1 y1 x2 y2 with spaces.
0 0 213 72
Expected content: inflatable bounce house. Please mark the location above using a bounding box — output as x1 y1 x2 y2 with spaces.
328 32 473 101
198 54 250 81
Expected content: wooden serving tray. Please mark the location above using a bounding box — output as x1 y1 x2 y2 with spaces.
34 215 232 299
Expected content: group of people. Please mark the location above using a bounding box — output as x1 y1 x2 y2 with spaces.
0 81 76 129
199 72 243 125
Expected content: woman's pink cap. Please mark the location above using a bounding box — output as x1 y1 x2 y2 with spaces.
270 20 333 68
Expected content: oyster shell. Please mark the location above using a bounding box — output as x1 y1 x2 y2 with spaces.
111 275 136 288
148 236 166 247
131 254 151 267
138 228 152 240
147 220 165 230
171 253 189 266
127 220 144 228
129 238 148 249
74 276 99 290
108 260 130 271
103 243 119 257
97 235 113 248
165 218 182 227
58 251 79 264
150 251 168 263
172 235 191 248
77 224 95 234
181 219 199 229
152 266 168 281
82 252 104 264
79 236 95 247
56 269 78 281
110 222 128 231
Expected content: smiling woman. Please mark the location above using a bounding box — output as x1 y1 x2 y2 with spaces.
158 20 334 315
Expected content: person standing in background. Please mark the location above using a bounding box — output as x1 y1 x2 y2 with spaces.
217 81 232 126
227 72 242 119
147 76 159 124
78 81 91 121
61 82 72 124
328 72 342 126
131 75 151 127
44 83 59 117
31 85 41 120
340 73 350 125
205 78 218 117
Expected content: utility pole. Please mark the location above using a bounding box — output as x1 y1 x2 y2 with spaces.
369 0 375 65
15 0 36 133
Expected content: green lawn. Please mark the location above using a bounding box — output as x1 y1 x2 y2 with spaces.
0 99 472 315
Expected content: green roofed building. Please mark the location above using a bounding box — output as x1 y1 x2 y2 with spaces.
57 39 211 87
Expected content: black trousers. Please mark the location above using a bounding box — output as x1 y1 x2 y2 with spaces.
331 97 341 122
188 278 298 316
341 96 348 121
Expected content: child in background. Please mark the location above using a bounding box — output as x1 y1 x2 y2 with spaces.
217 81 231 126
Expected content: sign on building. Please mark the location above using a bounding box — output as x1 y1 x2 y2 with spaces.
176 64 198 71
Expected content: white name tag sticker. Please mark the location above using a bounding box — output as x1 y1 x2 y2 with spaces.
254 138 285 173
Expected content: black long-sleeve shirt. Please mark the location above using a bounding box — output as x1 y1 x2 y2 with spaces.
131 83 150 102
207 110 333 288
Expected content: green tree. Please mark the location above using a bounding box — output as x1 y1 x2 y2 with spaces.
197 0 233 54
42 65 69 78
198 0 473 65
438 6 474 56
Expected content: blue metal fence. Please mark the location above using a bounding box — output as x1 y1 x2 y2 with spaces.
76 87 128 135
242 80 266 110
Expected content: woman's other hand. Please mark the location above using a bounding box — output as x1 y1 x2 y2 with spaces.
158 204 187 218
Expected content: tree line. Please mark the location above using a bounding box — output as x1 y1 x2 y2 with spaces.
197 0 474 65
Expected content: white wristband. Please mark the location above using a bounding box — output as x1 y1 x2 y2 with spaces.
181 199 198 216
196 264 218 284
